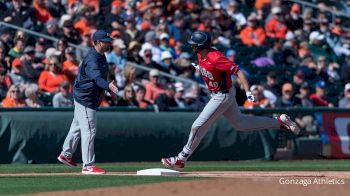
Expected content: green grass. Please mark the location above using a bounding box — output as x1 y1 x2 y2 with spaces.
1 160 350 195
0 176 196 195
1 160 350 174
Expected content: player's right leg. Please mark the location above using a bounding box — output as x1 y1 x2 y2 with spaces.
74 101 105 175
58 104 81 167
162 92 232 170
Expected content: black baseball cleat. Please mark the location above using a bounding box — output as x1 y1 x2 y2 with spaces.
161 156 185 171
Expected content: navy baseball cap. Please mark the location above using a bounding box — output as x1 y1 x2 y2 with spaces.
92 30 113 42
316 80 326 89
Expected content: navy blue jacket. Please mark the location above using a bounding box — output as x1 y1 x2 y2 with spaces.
73 48 109 110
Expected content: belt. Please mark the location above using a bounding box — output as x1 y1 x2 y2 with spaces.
210 90 229 94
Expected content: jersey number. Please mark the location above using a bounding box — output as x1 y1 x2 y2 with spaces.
209 81 218 87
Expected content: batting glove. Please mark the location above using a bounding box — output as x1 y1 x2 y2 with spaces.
191 63 200 71
246 91 255 102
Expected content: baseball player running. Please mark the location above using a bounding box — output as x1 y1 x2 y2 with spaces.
57 30 118 175
161 31 300 170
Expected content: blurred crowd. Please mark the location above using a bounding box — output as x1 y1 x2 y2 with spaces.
0 0 350 115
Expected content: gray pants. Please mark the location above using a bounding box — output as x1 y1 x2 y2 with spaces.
178 88 280 161
61 100 96 167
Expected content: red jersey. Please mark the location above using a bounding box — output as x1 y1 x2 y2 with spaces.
197 49 239 92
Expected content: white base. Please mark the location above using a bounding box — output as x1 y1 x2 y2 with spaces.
136 168 179 176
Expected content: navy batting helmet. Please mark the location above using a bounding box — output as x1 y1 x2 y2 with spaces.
187 31 211 52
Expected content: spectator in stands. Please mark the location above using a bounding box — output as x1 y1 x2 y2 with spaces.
107 39 127 69
275 82 302 107
110 63 135 92
141 31 162 64
263 71 281 97
309 80 333 107
240 14 266 46
24 83 43 107
282 32 299 66
21 46 45 83
117 84 138 107
1 84 26 108
33 0 53 23
62 47 79 83
126 41 142 64
308 31 335 62
43 19 62 42
319 18 341 52
8 58 25 86
226 1 246 30
0 67 11 102
38 56 69 94
244 85 271 109
76 32 92 62
159 33 176 57
8 38 25 59
135 85 150 108
0 45 9 70
297 19 314 42
104 1 125 30
338 83 350 108
1 0 30 26
285 3 303 32
174 82 186 108
168 13 185 42
144 69 165 104
266 39 283 66
52 81 73 108
35 37 47 60
331 18 345 36
160 51 180 76
138 45 162 79
0 28 12 55
46 0 65 18
56 38 68 63
125 18 140 41
62 21 81 45
327 62 341 84
74 6 96 36
265 6 288 39
292 70 306 93
184 83 208 112
315 56 329 83
341 56 350 83
155 84 178 111
295 82 313 107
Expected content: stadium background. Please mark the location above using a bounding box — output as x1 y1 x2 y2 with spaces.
1 0 350 195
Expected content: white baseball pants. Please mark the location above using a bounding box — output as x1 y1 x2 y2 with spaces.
178 87 280 161
61 100 97 167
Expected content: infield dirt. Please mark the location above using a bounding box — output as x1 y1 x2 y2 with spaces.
22 171 350 196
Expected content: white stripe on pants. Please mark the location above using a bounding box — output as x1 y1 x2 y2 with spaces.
178 87 280 161
62 100 96 167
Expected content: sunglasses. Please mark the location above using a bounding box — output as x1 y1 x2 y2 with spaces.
49 63 58 66
11 90 20 93
283 90 292 93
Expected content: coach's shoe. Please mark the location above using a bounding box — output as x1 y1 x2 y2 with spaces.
277 114 300 135
57 154 77 167
82 166 106 175
161 156 185 171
